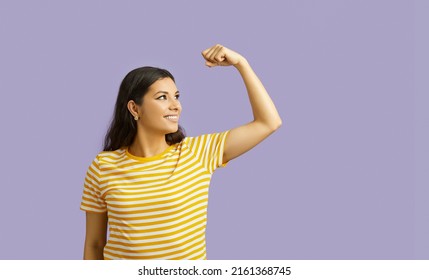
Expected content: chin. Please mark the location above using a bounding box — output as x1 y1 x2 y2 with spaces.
164 126 179 135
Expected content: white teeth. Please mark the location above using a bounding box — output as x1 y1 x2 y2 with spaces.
164 115 178 119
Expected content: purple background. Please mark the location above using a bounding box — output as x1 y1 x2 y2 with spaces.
0 0 427 259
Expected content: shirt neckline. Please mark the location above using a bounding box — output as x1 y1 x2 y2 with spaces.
125 144 176 162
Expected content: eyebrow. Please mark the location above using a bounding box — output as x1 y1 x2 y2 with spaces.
153 90 180 96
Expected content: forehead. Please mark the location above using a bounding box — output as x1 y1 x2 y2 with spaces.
149 77 177 92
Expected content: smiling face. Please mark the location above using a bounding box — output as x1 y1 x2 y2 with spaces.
136 77 182 135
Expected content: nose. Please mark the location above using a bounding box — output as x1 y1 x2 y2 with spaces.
169 98 181 111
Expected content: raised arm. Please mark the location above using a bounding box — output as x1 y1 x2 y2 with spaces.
201 44 282 163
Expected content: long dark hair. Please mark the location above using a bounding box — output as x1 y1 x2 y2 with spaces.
103 66 186 151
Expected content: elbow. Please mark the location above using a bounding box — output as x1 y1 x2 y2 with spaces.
269 117 282 132
276 118 283 130
255 117 283 134
83 244 105 260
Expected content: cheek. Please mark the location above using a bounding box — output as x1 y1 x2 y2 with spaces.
142 102 164 117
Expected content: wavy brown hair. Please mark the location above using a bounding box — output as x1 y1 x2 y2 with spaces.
103 66 185 151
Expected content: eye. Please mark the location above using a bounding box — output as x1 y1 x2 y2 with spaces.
156 95 167 100
175 94 180 100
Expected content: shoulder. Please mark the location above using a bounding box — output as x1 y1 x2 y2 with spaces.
184 131 229 140
182 131 230 149
93 148 126 166
181 134 208 147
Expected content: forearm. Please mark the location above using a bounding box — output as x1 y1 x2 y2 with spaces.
234 58 282 130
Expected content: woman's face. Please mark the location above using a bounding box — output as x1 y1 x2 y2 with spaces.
138 77 182 135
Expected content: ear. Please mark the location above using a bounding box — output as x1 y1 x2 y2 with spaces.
127 100 140 118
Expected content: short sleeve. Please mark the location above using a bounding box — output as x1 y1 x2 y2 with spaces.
80 156 107 213
188 131 230 174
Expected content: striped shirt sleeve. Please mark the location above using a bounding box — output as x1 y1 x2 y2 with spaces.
80 156 107 213
189 131 230 174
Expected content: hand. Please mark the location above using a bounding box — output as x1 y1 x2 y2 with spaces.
201 44 245 68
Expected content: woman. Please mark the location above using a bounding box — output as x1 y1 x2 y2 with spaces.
80 44 282 260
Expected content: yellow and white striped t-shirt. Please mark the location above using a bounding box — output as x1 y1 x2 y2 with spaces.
80 131 229 260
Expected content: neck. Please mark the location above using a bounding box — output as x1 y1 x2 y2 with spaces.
128 128 170 158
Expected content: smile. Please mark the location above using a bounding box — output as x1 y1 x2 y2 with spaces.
164 115 179 122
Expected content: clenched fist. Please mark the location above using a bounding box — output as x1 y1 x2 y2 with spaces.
201 44 245 67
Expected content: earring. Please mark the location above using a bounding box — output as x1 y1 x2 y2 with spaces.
134 115 139 120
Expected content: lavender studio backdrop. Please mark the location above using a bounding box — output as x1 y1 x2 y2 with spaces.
0 0 427 259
